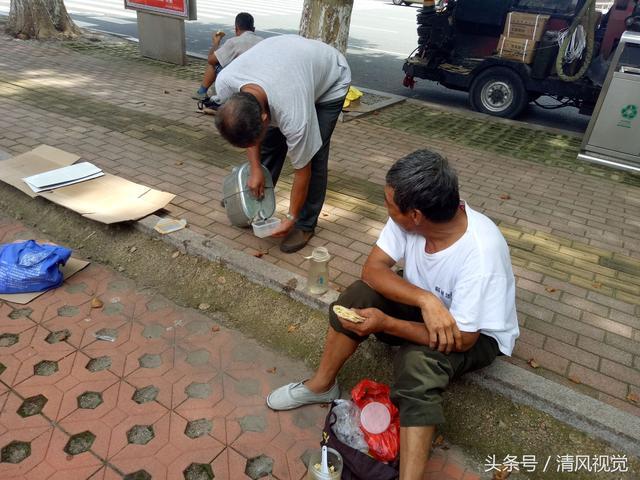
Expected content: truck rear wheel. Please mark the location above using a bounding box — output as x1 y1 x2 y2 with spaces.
469 67 528 119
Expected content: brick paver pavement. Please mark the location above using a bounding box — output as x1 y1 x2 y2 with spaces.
0 31 638 419
0 217 481 479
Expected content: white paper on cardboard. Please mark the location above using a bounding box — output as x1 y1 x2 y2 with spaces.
23 162 104 193
0 145 176 224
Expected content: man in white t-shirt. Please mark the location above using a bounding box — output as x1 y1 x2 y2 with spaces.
214 35 351 253
193 12 262 101
267 149 519 480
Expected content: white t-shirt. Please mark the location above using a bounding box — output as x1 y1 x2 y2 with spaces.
215 35 351 169
215 31 263 67
376 203 519 356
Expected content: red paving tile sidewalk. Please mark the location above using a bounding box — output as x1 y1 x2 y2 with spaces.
0 217 483 479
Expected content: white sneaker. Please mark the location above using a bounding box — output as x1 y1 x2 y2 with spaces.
266 381 340 411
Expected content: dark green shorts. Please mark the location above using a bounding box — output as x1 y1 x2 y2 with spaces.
330 280 499 426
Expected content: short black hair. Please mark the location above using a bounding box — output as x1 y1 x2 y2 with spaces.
385 149 460 223
215 92 263 148
235 12 255 32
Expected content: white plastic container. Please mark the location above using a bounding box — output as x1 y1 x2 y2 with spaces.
360 401 391 434
251 217 281 238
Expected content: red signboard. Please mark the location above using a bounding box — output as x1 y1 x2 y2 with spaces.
124 0 190 18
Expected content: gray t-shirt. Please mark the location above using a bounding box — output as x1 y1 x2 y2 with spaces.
216 35 352 169
215 31 263 67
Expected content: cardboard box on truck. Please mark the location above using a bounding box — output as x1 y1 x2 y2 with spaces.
503 12 549 41
496 35 536 64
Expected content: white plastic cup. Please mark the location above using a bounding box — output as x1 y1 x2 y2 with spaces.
306 447 343 480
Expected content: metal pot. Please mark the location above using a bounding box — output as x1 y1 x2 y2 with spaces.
222 162 275 227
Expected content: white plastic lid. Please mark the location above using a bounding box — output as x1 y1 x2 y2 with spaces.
360 401 391 434
311 246 330 262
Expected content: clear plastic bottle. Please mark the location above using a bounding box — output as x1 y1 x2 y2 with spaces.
307 247 330 295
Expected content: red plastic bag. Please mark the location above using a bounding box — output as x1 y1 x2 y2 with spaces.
351 379 400 462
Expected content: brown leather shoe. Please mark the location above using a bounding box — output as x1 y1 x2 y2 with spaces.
280 228 314 253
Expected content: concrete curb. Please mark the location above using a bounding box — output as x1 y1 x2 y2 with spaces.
469 361 640 458
135 215 339 311
136 214 640 458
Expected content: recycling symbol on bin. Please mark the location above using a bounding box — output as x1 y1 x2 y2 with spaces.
621 104 638 120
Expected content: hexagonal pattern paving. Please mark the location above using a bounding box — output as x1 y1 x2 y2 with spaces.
1 440 31 463
183 462 214 480
9 308 31 319
86 355 111 372
184 419 212 439
94 328 118 342
127 425 155 445
0 218 483 480
138 353 162 368
64 431 96 455
45 329 71 344
245 454 274 480
34 360 58 376
0 333 19 347
132 385 159 404
57 305 79 317
17 394 48 417
77 391 103 409
123 470 152 480
185 382 211 399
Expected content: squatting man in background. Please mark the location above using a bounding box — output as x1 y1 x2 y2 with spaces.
193 12 262 105
214 35 351 253
267 149 520 479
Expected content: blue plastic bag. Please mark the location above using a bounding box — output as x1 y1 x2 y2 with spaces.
0 240 72 294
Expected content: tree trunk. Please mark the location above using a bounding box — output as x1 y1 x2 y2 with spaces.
299 0 353 54
7 0 81 40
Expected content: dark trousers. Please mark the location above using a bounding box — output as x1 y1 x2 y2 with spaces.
260 96 344 232
329 280 500 426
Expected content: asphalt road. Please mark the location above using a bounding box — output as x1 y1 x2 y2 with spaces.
0 0 591 133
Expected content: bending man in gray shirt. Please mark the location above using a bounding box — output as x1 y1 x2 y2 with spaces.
215 35 351 253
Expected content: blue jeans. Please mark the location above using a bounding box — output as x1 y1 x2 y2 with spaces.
259 96 345 232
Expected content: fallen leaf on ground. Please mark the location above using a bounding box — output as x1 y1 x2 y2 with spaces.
322 212 329 217
266 367 277 374
283 278 298 293
528 358 539 369
569 375 581 384
211 325 220 332
287 324 298 333
91 298 103 309
499 194 511 200
626 393 639 404
217 276 226 284
171 251 180 259
545 287 556 293
592 282 602 288
198 303 210 311
129 246 137 253
432 435 445 447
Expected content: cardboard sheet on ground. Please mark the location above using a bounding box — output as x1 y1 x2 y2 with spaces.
0 257 90 304
0 145 175 224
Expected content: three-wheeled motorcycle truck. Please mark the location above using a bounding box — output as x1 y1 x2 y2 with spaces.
402 0 640 118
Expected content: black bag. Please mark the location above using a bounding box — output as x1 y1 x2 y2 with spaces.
321 401 399 480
